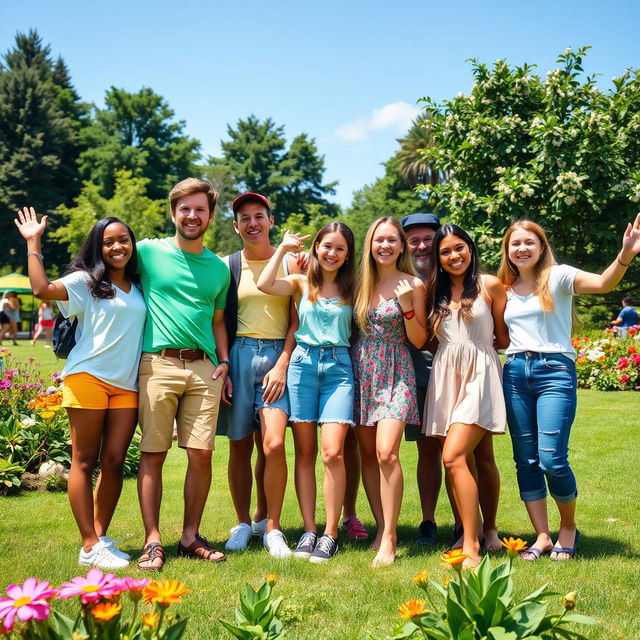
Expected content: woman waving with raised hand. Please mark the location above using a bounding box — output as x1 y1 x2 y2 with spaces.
258 222 356 563
15 207 146 569
498 214 640 562
351 216 427 567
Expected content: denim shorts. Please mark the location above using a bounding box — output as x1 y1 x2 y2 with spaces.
287 343 355 426
216 337 289 441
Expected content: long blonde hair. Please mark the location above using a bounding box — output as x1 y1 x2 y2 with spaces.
354 216 416 332
497 220 556 311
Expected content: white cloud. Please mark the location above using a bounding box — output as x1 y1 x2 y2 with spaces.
335 102 421 143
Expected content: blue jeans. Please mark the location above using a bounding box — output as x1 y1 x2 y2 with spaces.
216 337 290 440
288 343 355 425
503 351 578 504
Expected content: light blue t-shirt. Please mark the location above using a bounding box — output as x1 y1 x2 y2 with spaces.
57 271 146 390
618 305 638 328
295 291 352 347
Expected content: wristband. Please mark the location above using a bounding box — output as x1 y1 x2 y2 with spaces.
27 251 43 260
402 309 416 320
219 360 231 367
617 254 632 267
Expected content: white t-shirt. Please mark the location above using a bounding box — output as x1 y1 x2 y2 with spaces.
57 271 146 390
504 264 578 361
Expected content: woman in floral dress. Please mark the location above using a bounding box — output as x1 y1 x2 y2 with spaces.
352 216 426 567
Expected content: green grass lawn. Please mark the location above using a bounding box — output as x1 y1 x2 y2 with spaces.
1 341 639 638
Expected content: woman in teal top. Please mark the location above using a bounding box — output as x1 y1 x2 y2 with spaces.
258 222 356 563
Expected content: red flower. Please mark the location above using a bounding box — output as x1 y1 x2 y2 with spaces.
628 345 638 354
620 374 630 384
631 354 640 366
617 357 630 370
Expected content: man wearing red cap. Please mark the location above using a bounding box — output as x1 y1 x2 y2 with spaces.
218 192 302 557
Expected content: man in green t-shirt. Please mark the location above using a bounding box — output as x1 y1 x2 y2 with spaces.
136 177 231 570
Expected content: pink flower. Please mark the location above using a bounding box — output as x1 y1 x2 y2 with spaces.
631 354 640 366
3 370 17 380
58 569 118 604
0 380 10 390
620 374 630 384
617 357 630 370
0 578 57 632
113 578 150 601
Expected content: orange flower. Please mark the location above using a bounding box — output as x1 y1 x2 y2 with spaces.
500 537 528 555
412 572 429 585
440 549 468 566
142 613 159 627
142 580 189 606
91 601 122 621
398 599 426 619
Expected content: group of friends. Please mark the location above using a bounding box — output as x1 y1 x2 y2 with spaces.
14 177 640 570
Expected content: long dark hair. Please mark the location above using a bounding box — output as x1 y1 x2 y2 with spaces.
426 224 480 335
67 217 139 299
307 222 355 303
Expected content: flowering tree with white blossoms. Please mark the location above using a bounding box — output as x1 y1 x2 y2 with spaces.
417 46 640 302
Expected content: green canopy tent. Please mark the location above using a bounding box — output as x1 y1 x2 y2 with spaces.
0 272 37 337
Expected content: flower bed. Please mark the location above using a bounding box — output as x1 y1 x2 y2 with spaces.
573 327 640 391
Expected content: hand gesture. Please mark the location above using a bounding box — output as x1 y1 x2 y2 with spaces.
222 376 233 406
295 251 310 271
262 364 287 404
621 212 640 257
15 207 47 241
394 279 415 313
280 230 311 253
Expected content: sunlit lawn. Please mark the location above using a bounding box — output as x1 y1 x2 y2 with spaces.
1 341 639 638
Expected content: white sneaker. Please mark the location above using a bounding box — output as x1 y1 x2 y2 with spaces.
99 535 131 560
251 518 268 537
79 541 130 569
263 529 292 558
225 522 253 551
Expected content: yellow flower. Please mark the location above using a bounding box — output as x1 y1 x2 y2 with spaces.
562 592 577 611
412 572 429 585
398 599 427 619
142 613 159 627
500 537 528 557
142 580 189 606
91 602 122 621
267 573 277 586
440 549 468 567
39 410 55 419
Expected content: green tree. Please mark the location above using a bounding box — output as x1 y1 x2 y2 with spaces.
210 115 339 225
0 30 84 269
52 170 166 257
78 87 201 200
395 115 444 188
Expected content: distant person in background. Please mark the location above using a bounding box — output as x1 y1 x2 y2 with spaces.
31 300 56 348
610 296 638 337
1 291 20 345
0 293 13 344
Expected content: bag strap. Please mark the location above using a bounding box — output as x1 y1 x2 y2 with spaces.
224 251 242 349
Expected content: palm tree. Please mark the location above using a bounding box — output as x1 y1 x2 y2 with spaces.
395 115 445 188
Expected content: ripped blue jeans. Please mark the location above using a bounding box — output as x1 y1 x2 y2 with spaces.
503 351 578 504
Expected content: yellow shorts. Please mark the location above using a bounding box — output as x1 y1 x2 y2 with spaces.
62 373 138 410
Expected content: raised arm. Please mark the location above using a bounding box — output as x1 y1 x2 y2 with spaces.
14 207 68 301
574 213 640 295
256 230 310 296
395 277 427 348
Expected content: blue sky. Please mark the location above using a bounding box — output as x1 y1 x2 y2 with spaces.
2 0 639 208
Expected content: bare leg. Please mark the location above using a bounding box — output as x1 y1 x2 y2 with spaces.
474 433 501 550
416 437 442 522
44 325 53 347
260 408 288 532
373 418 405 566
31 323 43 345
441 423 487 566
138 451 167 545
253 431 267 522
320 422 349 538
228 435 254 525
355 425 383 549
292 422 318 532
180 448 213 545
342 428 361 520
94 408 137 537
67 408 105 551
520 498 554 559
550 499 578 560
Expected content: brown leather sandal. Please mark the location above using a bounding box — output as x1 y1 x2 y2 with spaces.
138 541 164 571
177 533 226 563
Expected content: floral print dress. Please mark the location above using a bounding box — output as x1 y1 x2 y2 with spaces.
352 298 419 426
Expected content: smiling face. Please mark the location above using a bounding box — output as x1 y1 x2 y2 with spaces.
507 227 544 271
233 201 273 247
171 192 213 242
406 226 437 274
315 231 349 272
102 222 133 271
371 222 404 266
438 233 472 277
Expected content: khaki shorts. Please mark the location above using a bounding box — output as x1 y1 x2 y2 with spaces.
138 352 223 452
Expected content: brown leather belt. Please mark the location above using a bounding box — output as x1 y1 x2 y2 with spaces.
158 348 207 361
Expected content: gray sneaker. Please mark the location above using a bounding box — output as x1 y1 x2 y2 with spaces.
309 534 338 563
294 531 317 558
263 529 292 558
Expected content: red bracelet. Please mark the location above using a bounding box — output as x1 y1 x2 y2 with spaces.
402 309 415 320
